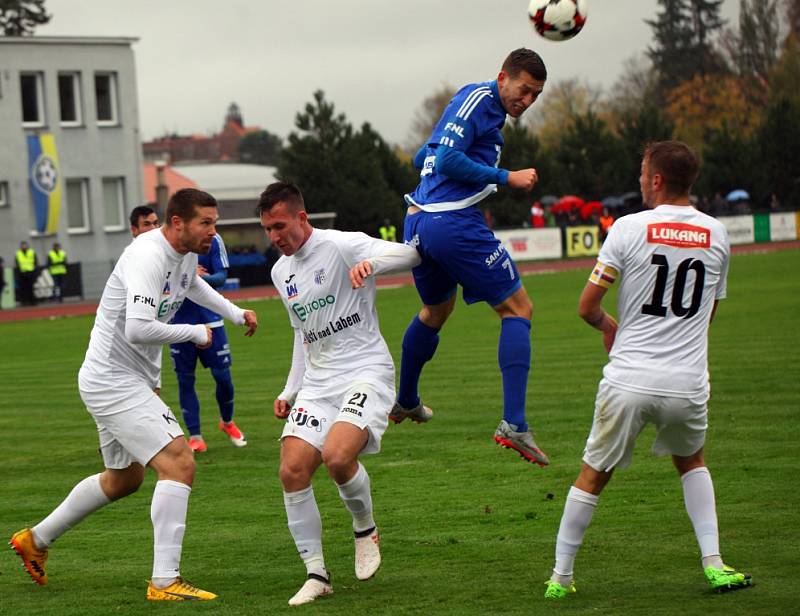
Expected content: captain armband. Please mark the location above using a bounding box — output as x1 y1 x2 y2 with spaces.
589 261 618 289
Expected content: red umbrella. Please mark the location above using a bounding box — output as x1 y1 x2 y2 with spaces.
580 200 603 220
551 195 584 214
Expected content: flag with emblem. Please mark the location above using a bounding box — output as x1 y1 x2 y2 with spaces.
27 133 62 234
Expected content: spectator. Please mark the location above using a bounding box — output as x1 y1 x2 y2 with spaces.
599 208 614 243
48 242 67 303
15 241 37 306
531 201 545 228
379 219 397 242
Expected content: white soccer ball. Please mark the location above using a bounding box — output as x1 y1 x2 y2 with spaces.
528 0 588 42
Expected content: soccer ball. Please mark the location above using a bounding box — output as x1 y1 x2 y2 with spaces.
528 0 588 42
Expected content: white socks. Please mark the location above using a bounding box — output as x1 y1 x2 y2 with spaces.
151 479 191 587
336 462 376 533
552 486 599 585
32 473 111 548
284 486 326 577
681 466 723 569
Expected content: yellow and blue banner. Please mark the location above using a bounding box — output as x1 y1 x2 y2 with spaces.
27 133 62 234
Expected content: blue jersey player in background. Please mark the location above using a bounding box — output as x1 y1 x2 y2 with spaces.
393 48 550 466
170 233 247 452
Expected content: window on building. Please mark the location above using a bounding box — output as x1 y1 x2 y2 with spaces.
0 181 9 207
66 178 90 233
94 72 119 125
20 72 45 127
58 72 82 126
102 177 125 231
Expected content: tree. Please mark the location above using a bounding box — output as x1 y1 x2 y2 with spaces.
647 0 726 96
0 0 50 36
770 34 800 105
607 55 660 118
549 110 630 199
406 83 456 152
617 104 675 188
528 79 605 148
755 96 800 204
237 130 282 166
665 73 760 154
720 0 781 92
279 90 414 233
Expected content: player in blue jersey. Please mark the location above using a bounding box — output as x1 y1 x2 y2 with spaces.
169 233 247 452
394 48 550 466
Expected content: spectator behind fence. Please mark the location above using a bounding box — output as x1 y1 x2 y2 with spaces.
15 241 37 306
48 242 67 303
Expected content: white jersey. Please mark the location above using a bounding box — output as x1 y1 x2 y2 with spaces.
80 229 207 404
271 229 396 395
593 204 730 402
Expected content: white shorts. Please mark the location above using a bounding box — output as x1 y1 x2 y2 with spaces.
583 379 707 472
281 380 393 455
81 385 184 469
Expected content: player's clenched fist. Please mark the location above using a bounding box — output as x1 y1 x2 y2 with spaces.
274 398 291 419
349 260 373 289
507 168 539 191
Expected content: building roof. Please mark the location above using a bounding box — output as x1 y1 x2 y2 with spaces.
142 164 198 204
172 163 278 201
0 36 138 46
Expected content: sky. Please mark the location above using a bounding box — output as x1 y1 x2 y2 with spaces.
38 0 742 146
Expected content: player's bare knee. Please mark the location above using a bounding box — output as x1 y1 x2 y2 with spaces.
321 449 357 482
279 460 312 491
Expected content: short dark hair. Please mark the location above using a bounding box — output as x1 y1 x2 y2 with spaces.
502 48 547 81
644 140 700 197
129 205 155 228
165 189 217 225
256 181 305 216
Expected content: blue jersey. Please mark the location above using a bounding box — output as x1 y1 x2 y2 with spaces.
405 80 508 212
171 234 229 326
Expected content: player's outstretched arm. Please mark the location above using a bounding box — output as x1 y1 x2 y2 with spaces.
275 329 305 417
242 310 258 337
349 240 421 289
186 275 256 334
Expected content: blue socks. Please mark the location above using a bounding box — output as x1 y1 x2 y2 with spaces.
176 372 201 435
177 368 236 435
211 367 235 423
397 316 440 410
498 317 531 432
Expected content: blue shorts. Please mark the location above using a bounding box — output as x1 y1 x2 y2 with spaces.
169 326 232 374
403 207 521 306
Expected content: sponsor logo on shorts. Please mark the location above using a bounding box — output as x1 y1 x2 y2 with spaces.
289 407 326 432
484 243 507 267
162 413 178 425
342 406 363 417
647 223 710 248
291 294 335 322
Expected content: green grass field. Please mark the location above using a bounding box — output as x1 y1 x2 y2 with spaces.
1 249 798 615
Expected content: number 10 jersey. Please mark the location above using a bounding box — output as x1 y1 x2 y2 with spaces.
594 205 730 403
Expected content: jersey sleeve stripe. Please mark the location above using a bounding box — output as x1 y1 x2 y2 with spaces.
456 87 490 118
460 91 492 120
216 236 230 268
